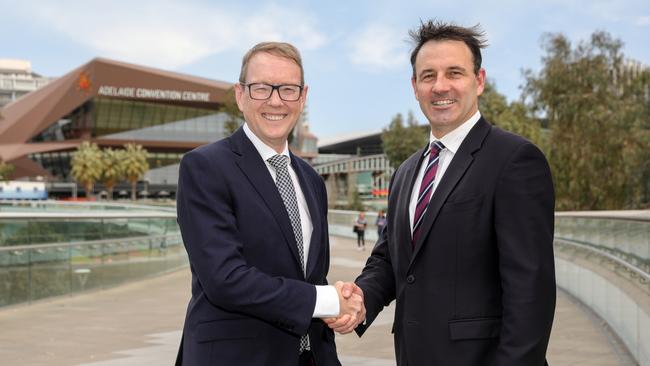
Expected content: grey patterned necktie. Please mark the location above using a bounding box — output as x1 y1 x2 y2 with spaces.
267 154 310 353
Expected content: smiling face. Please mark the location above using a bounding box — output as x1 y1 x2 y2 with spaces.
235 51 308 152
412 40 485 138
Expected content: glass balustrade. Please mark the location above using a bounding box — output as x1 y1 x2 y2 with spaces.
0 201 185 307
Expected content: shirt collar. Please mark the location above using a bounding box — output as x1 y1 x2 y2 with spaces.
429 110 481 154
243 123 290 162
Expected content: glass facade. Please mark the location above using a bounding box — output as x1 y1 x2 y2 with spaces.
30 97 228 142
27 97 232 181
29 151 73 179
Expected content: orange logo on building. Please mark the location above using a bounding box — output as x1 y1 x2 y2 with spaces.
78 72 92 93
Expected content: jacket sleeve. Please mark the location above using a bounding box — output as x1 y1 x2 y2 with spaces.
177 150 316 336
354 170 399 336
494 141 556 365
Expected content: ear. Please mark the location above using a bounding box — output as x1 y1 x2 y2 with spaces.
234 83 245 111
475 68 486 97
299 84 309 110
411 76 419 101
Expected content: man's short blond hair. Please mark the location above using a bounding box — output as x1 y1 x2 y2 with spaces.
238 42 304 85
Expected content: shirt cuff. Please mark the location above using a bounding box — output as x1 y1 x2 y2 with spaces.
313 285 340 318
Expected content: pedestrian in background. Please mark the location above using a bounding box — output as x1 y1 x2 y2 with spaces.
353 211 367 250
375 210 387 237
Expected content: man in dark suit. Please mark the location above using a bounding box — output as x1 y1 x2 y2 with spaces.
329 20 556 365
176 42 364 366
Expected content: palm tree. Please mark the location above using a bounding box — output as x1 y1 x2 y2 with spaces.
0 161 15 181
70 142 102 199
100 148 126 200
123 143 149 200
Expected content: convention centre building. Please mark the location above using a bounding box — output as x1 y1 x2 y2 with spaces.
0 58 237 197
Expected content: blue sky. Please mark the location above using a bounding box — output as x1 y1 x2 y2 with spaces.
2 0 649 140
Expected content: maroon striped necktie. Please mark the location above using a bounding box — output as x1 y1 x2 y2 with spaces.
412 141 445 247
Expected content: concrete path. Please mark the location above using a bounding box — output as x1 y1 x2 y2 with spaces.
0 236 633 365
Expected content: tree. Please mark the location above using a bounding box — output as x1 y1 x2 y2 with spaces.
70 142 102 198
347 185 365 211
100 148 126 200
381 112 428 169
479 80 543 147
0 161 15 181
220 87 244 135
122 143 149 200
523 31 650 210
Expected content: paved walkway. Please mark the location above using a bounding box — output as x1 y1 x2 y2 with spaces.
0 236 633 365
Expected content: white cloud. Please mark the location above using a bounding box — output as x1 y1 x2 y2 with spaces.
19 0 327 70
348 24 408 70
240 3 327 50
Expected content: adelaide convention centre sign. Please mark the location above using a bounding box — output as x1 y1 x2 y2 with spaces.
97 85 210 102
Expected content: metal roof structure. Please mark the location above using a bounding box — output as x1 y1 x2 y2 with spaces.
0 57 232 179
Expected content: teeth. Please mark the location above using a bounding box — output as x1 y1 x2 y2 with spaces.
262 113 286 121
432 99 454 106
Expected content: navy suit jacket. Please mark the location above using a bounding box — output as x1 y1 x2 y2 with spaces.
356 118 556 366
176 127 340 365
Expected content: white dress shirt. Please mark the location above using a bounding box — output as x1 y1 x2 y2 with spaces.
408 111 482 233
243 124 339 317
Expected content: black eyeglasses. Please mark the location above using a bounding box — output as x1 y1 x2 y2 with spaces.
241 82 303 101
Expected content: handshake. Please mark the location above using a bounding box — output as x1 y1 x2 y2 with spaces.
323 281 366 334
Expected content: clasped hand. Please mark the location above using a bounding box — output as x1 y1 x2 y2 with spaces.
323 281 365 334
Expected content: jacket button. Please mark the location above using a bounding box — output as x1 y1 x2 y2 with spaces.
406 275 415 284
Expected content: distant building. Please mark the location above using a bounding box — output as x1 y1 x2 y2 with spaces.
0 57 233 197
314 130 392 208
291 121 319 163
0 59 52 107
0 57 320 198
318 129 383 156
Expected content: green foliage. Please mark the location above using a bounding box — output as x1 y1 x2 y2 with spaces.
123 144 150 200
524 31 650 210
70 141 102 198
100 148 127 200
479 80 543 147
71 142 152 201
347 186 365 211
0 161 15 181
220 87 244 135
382 112 428 169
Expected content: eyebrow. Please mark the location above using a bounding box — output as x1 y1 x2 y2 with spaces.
418 68 435 78
447 66 468 73
418 65 468 78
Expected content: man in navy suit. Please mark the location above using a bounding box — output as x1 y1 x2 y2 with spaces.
329 20 556 365
176 42 364 366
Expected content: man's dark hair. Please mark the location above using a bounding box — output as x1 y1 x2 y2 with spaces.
409 20 488 78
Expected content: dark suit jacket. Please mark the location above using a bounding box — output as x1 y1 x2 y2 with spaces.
356 118 556 366
175 127 340 366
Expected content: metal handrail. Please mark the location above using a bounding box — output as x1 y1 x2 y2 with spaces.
0 200 176 213
556 211 650 222
0 212 176 219
0 233 181 252
554 237 650 283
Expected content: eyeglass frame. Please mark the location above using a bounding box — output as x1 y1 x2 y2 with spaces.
240 82 304 102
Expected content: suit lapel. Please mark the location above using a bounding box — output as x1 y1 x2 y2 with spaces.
290 153 321 279
399 146 428 258
230 128 303 271
392 146 427 302
409 118 492 268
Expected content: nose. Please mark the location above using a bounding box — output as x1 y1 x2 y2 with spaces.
431 77 451 94
267 88 284 106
